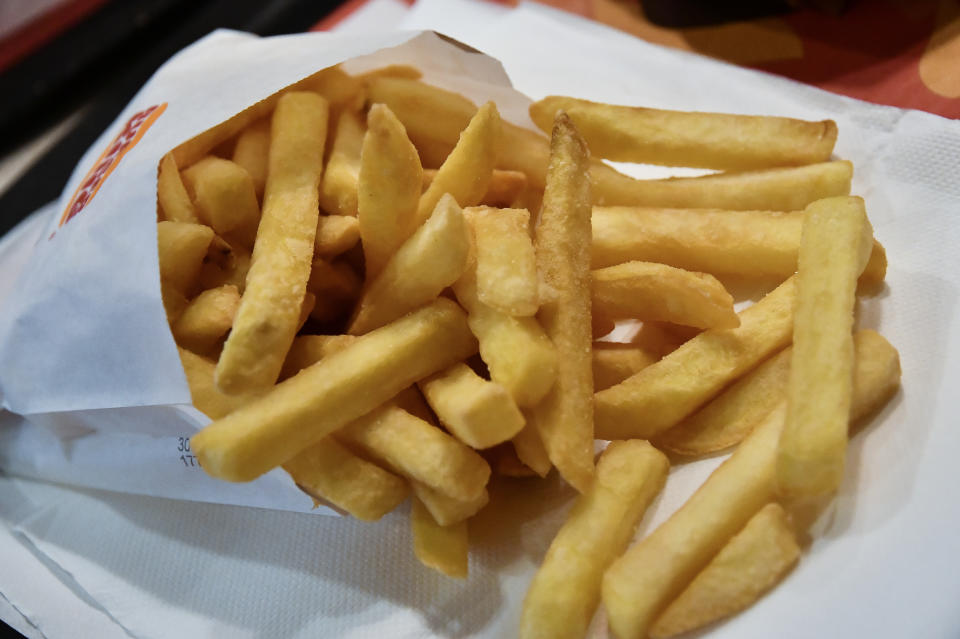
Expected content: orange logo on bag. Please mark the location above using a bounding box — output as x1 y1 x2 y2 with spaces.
56 103 167 230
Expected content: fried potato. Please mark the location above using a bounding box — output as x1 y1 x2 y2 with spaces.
171 284 240 355
468 206 539 317
349 193 470 335
592 342 659 392
415 102 500 228
157 220 214 295
530 113 595 493
231 118 270 200
178 348 261 420
181 156 260 247
493 444 539 477
777 196 874 504
602 332 900 639
521 441 669 639
355 64 423 82
592 261 739 330
595 276 795 440
649 503 800 638
215 92 328 394
591 206 887 284
157 153 199 223
512 422 552 478
279 334 357 380
283 438 408 521
419 362 526 449
411 497 469 578
193 299 477 481
426 169 528 207
198 247 251 293
319 109 364 217
339 403 491 501
300 64 365 112
314 214 360 258
161 281 190 323
530 96 836 171
412 481 489 527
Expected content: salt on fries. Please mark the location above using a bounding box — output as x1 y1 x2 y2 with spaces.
158 61 900 638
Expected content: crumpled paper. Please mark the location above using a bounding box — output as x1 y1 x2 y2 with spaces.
2 0 960 637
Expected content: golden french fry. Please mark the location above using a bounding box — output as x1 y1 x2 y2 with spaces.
480 169 528 207
157 153 199 223
411 497 469 578
178 348 261 420
602 332 900 639
193 299 477 481
231 118 270 200
591 206 887 284
161 281 190 323
339 403 491 501
591 161 852 210
356 64 423 82
301 64 365 112
171 285 241 355
157 221 214 295
419 362 526 449
595 276 795 441
467 206 539 317
649 503 800 639
358 104 422 279
521 441 669 639
279 334 357 380
452 235 557 407
530 96 837 171
198 247 251 293
512 422 552 478
777 196 874 503
412 481 489 527
315 214 360 258
319 109 364 217
349 193 470 335
530 112 595 493
416 102 500 228
592 342 659 392
181 156 260 247
215 92 328 394
283 438 408 521
592 261 739 330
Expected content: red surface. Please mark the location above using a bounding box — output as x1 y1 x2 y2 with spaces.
0 0 110 73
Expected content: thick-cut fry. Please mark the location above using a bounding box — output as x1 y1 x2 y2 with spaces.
777 196 874 503
592 343 659 392
157 221 214 295
198 248 251 293
339 403 491 501
591 206 887 283
419 362 526 449
591 161 852 210
349 194 470 335
521 441 669 639
416 102 500 228
425 169 530 208
412 481 489 526
512 422 552 478
602 332 900 639
411 497 469 578
157 153 199 223
595 276 796 441
592 261 739 330
171 285 240 355
468 206 539 317
279 334 357 380
649 503 800 639
530 96 837 171
319 110 364 217
193 299 477 481
231 118 270 199
452 238 557 407
530 113 596 493
181 157 260 246
283 438 408 521
314 214 360 257
215 91 328 394
178 348 261 420
358 104 422 279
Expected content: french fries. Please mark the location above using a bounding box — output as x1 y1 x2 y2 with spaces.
530 113 596 493
468 206 539 317
171 284 240 355
777 196 874 504
530 96 837 170
157 153 199 223
231 118 270 199
592 343 659 392
521 441 669 639
511 422 552 478
412 481 489 526
411 497 469 578
319 110 364 217
178 348 260 420
314 214 360 258
181 156 260 246
157 220 214 295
